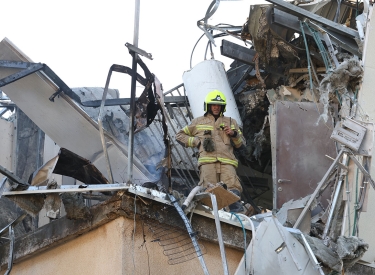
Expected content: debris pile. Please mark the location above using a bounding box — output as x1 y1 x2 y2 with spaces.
220 0 373 273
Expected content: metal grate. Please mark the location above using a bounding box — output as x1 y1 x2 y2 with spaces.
144 204 206 265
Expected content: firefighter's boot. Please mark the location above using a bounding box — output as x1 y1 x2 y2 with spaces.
228 189 244 213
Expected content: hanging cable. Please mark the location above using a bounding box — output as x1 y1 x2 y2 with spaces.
190 23 238 69
230 213 247 272
197 0 221 46
190 33 206 69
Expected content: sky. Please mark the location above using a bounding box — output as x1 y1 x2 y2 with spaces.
0 0 266 97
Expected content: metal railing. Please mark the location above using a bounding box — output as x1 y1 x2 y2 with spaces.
159 83 200 188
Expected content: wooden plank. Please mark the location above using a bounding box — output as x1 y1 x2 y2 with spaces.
200 185 240 209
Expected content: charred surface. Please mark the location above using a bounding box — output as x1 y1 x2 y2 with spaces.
0 191 251 269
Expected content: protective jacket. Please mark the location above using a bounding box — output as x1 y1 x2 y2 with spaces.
176 113 245 168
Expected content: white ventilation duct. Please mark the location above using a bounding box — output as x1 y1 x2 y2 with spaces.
182 60 243 128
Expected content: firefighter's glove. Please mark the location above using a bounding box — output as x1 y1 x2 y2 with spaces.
203 137 215 152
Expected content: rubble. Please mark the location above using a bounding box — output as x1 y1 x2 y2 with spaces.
1 0 375 274
318 57 363 123
61 193 91 221
297 234 343 272
337 235 369 269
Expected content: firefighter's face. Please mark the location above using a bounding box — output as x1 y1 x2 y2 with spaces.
210 104 221 116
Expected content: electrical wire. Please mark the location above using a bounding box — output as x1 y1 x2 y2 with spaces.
190 22 237 69
230 212 247 272
190 33 206 69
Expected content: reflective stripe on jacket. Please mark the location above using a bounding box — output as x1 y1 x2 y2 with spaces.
175 113 245 168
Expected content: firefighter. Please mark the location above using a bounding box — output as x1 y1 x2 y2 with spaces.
176 90 245 212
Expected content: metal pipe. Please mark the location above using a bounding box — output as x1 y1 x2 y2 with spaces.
334 0 342 23
133 0 140 48
211 193 229 275
287 228 325 275
356 20 365 42
300 21 315 94
236 213 256 275
98 69 114 183
294 148 345 229
5 225 14 275
182 185 203 210
127 0 141 184
322 153 348 240
345 168 352 235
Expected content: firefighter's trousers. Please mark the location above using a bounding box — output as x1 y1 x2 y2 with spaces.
198 162 242 192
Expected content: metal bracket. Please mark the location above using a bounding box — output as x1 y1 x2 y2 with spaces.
0 60 83 104
49 88 62 102
0 164 29 188
125 43 153 60
0 62 44 87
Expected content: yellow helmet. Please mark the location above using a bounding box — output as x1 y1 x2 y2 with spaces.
204 90 227 113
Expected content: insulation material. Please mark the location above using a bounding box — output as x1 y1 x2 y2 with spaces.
318 58 363 122
252 115 268 163
337 236 369 269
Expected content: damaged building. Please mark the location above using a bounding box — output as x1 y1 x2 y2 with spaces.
1 0 375 274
